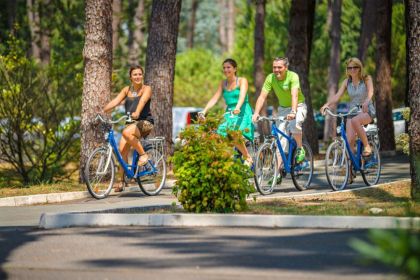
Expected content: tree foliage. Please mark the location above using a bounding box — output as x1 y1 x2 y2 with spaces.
0 33 80 185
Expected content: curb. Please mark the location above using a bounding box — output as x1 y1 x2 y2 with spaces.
0 182 176 207
39 212 420 230
0 191 92 207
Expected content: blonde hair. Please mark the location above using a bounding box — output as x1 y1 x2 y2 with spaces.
345 57 369 81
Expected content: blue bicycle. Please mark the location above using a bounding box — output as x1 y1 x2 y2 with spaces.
84 114 166 199
254 116 314 195
324 107 381 191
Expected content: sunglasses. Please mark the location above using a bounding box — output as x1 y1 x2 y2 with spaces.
347 66 360 70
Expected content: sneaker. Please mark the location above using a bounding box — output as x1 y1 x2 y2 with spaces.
268 174 282 186
295 148 306 163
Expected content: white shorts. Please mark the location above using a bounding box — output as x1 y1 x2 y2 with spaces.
277 103 307 151
277 103 307 134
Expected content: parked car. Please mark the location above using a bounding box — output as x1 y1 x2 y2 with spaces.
336 102 350 114
172 107 203 142
392 107 408 137
313 111 325 139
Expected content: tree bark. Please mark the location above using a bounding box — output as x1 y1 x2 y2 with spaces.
226 0 235 53
357 0 376 63
286 0 318 154
27 0 41 61
7 0 17 30
219 0 227 53
26 0 50 64
145 0 182 155
128 0 145 65
112 0 121 53
186 0 199 49
254 0 269 139
375 0 395 152
80 0 113 181
323 0 342 142
406 0 420 198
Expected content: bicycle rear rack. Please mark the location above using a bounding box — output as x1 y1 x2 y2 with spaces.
145 136 165 157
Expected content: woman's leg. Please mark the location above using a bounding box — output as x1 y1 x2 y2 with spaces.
122 124 148 164
235 141 252 163
350 113 373 155
346 118 357 153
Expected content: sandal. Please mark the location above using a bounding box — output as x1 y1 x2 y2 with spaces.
138 153 149 166
362 146 372 157
114 182 125 193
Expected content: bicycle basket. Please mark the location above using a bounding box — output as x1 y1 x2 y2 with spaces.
145 136 165 156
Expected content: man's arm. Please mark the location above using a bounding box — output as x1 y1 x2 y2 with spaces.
252 89 269 122
286 88 298 120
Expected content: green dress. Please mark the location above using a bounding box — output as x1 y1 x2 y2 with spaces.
217 78 254 141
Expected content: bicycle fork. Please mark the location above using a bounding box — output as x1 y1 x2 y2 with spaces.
96 145 113 175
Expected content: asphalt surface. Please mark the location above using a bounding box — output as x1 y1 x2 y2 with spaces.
0 154 410 227
0 154 409 279
0 226 396 280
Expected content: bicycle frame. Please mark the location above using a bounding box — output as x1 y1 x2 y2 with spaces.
269 121 297 174
106 129 158 179
338 120 364 171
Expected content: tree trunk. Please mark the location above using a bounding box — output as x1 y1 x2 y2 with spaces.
226 0 235 53
80 0 113 181
219 0 227 53
128 0 145 65
145 0 182 155
112 0 121 53
254 0 269 139
286 0 318 155
26 0 50 64
357 0 376 63
323 0 342 142
375 0 395 152
27 0 41 61
406 0 420 198
7 0 17 30
186 0 199 49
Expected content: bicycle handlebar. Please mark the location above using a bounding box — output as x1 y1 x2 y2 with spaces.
95 113 132 124
324 106 359 118
256 116 286 122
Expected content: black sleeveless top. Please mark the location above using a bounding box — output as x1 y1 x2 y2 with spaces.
124 85 154 124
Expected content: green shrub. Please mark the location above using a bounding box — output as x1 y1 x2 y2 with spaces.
350 227 420 279
171 115 254 213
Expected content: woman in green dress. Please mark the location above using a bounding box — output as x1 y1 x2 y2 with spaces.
199 58 254 166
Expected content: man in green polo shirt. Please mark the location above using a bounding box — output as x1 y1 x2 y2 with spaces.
252 57 307 168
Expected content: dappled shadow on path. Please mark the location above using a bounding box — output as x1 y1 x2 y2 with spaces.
0 226 59 279
78 226 394 276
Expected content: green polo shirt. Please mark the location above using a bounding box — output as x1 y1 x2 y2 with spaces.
262 71 305 107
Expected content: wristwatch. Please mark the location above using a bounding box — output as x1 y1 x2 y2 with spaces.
290 109 297 114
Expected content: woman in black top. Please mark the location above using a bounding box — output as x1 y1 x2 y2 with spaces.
103 65 154 192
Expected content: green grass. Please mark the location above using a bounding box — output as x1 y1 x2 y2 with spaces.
0 162 85 198
246 180 419 217
0 182 86 198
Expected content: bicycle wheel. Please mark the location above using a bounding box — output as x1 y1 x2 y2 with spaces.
137 147 166 196
84 146 115 199
254 142 278 195
291 142 314 191
361 141 381 186
325 141 349 191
